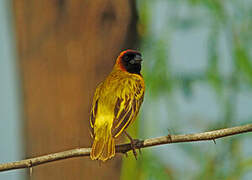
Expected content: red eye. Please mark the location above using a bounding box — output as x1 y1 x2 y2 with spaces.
123 55 130 61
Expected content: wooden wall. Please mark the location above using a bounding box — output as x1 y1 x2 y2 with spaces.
13 0 138 179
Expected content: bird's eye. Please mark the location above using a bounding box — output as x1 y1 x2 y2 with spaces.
123 55 130 61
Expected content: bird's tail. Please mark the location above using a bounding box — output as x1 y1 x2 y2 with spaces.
90 125 115 162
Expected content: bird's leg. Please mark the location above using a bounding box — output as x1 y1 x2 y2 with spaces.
124 131 141 160
124 132 137 159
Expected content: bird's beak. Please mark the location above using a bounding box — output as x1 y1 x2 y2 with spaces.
133 54 142 64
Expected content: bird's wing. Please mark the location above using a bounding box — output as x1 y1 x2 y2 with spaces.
90 83 102 137
111 79 144 138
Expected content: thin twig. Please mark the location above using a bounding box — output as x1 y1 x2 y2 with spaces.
0 124 251 172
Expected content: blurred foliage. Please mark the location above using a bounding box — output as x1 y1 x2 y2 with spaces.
121 0 252 179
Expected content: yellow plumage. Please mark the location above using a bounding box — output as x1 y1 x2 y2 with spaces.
90 50 145 162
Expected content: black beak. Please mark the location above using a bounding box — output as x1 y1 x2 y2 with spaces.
133 54 142 64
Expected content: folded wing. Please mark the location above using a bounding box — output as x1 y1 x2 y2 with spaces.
112 83 144 138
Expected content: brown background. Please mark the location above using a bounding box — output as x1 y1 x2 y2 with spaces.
13 0 138 179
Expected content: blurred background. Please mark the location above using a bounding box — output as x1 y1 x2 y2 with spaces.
0 0 251 180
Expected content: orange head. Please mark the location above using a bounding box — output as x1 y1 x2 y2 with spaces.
115 49 143 75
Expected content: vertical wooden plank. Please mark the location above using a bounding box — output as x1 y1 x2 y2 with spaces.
13 0 138 179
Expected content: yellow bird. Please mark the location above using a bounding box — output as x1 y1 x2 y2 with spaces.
90 49 145 162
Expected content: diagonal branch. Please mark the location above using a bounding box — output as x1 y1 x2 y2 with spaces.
0 124 251 172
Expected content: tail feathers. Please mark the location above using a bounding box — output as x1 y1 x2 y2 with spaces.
90 134 115 162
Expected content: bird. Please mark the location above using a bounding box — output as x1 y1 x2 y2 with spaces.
89 49 145 162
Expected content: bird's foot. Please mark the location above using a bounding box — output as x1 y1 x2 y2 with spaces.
124 132 142 160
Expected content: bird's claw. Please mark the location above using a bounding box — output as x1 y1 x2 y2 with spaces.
130 139 142 160
124 132 142 160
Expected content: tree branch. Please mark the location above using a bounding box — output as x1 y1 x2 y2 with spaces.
0 124 251 172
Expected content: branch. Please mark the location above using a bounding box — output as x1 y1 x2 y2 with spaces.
0 124 251 172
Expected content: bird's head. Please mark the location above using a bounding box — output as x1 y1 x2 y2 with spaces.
116 49 143 75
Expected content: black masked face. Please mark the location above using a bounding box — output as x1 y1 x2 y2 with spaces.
121 51 142 75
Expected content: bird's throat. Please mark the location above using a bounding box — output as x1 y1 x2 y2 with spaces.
121 62 141 75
